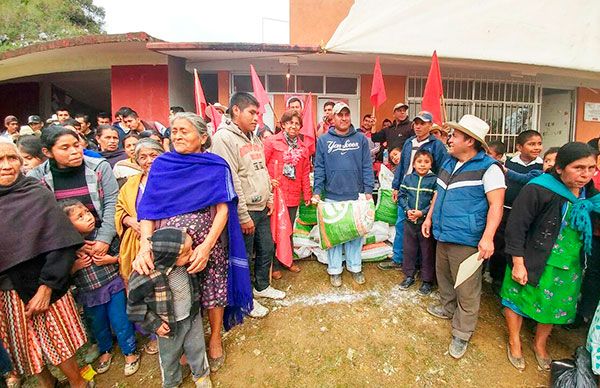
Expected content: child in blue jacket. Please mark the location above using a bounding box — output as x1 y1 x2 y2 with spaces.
398 150 437 295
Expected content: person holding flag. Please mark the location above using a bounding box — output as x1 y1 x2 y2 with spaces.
263 109 312 279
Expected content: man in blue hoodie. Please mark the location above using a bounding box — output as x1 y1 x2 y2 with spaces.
312 102 375 287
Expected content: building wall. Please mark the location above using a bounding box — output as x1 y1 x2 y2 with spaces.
289 0 354 46
111 65 169 125
575 87 600 143
359 74 407 123
0 82 40 124
217 71 230 105
168 57 195 112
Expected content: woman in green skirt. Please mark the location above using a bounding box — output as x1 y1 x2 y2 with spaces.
502 142 600 371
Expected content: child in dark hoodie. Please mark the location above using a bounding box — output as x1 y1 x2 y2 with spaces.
398 150 437 295
127 227 212 388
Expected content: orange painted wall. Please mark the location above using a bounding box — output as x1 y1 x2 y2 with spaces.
217 71 230 105
272 94 318 126
575 87 600 142
111 65 169 124
289 0 354 46
360 74 407 122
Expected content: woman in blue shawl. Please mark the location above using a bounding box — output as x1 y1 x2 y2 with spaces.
502 142 600 372
133 112 252 373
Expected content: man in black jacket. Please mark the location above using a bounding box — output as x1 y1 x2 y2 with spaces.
371 102 413 152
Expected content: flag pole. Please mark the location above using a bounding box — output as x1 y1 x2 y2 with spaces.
268 101 280 130
441 94 448 123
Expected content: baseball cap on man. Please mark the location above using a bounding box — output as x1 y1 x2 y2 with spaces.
393 102 409 111
332 102 350 115
4 116 17 125
414 111 433 123
27 115 42 124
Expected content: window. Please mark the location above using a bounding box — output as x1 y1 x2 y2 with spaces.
296 75 323 93
267 74 295 93
326 77 358 94
231 73 359 96
407 76 541 153
232 74 264 93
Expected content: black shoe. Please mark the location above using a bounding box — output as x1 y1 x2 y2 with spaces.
418 282 433 295
399 276 415 290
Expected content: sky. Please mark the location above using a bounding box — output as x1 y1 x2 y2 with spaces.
93 0 290 43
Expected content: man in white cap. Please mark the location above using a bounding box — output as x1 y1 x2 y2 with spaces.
422 114 505 359
371 102 413 152
312 102 374 287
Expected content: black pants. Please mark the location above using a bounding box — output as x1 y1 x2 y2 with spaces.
579 236 600 320
243 209 275 292
403 221 435 282
489 209 510 284
274 206 298 271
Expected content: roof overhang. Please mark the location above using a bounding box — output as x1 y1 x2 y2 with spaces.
0 32 166 82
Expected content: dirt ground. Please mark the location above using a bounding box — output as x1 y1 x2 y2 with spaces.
30 259 588 387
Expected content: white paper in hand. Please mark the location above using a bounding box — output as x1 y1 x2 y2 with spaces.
454 252 484 289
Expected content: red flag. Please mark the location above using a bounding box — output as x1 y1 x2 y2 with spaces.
193 69 207 120
270 162 293 267
250 65 270 114
370 56 387 108
421 51 444 125
208 105 222 133
301 93 316 155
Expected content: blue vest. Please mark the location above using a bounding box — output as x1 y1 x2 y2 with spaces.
432 151 498 247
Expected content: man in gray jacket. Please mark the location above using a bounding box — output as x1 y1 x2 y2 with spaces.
211 92 286 318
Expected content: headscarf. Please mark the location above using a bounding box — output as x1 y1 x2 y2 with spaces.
529 143 600 255
0 174 83 273
137 151 253 330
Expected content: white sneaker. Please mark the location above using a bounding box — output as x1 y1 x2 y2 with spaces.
253 286 286 300
248 299 269 318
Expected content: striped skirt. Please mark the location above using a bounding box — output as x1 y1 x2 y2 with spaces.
0 290 87 376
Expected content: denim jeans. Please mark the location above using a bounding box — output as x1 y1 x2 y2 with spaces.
83 290 137 355
243 208 275 291
327 236 363 275
0 339 12 376
392 209 406 264
324 199 363 275
157 313 209 388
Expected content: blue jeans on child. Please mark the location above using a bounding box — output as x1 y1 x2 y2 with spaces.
84 290 136 355
391 209 406 264
0 339 12 376
325 199 363 275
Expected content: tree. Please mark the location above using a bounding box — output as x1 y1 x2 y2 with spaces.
0 0 105 53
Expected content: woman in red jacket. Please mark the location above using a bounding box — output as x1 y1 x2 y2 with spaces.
263 110 312 278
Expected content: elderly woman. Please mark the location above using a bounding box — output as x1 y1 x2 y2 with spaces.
28 125 119 257
133 112 252 373
113 133 142 184
116 138 165 282
502 142 600 371
263 110 312 278
96 125 127 168
0 141 91 388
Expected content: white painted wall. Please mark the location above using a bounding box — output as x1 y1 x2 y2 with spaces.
540 89 573 148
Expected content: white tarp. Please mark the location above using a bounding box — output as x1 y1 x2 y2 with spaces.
325 0 600 73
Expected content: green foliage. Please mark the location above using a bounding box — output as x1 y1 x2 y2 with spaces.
0 0 105 53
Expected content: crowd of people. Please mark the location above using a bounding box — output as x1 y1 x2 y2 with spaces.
1 91 600 387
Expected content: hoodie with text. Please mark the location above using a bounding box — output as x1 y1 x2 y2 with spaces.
313 126 374 201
